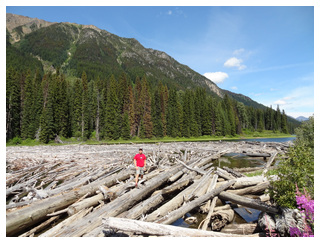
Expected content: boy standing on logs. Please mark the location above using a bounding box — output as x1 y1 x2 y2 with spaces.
134 148 147 188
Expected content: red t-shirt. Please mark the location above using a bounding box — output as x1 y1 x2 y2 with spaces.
134 153 146 167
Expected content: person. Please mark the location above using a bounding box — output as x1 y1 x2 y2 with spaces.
133 148 146 188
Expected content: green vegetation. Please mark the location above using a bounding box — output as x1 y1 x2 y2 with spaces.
6 66 298 144
268 116 314 208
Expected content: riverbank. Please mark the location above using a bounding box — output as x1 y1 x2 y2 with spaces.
6 130 295 146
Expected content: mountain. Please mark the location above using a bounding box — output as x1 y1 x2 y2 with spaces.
296 116 309 122
222 89 266 110
6 13 223 98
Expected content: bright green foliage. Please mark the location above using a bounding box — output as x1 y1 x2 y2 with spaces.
268 144 314 208
268 116 314 208
295 116 314 148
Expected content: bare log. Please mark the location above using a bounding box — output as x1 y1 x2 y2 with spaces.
226 181 270 195
211 209 235 231
155 180 235 225
6 168 132 236
221 223 259 235
262 152 278 176
19 215 60 237
102 217 259 237
218 191 279 214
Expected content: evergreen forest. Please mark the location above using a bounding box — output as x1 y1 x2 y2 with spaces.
6 68 297 144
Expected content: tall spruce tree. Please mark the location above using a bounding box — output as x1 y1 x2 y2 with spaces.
152 88 163 137
166 89 179 137
6 67 21 140
72 78 82 137
81 72 90 139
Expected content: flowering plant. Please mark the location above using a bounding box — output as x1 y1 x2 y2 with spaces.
289 185 314 237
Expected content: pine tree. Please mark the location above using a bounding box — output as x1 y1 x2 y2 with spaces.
141 76 153 138
6 67 21 140
281 109 289 134
121 111 131 140
152 88 163 137
21 70 36 139
105 74 120 140
81 71 90 139
127 84 135 137
160 83 168 136
39 74 55 143
72 78 82 137
166 89 179 137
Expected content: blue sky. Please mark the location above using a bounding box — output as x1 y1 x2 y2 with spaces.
5 4 316 118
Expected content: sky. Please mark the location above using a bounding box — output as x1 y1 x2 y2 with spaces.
3 1 317 119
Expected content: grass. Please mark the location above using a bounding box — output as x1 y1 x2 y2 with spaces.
6 130 295 147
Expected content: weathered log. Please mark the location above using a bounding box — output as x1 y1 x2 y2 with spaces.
39 207 93 237
218 191 279 214
43 163 186 236
216 167 236 180
211 209 235 231
187 168 214 201
145 178 202 222
155 180 235 225
245 153 270 158
226 181 270 195
222 166 246 178
67 193 104 216
262 152 278 176
221 223 259 235
19 215 60 237
102 217 259 237
121 193 165 219
176 158 206 175
6 168 132 236
200 197 218 230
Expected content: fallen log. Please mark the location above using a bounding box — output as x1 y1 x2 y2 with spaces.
221 223 259 235
102 217 259 237
19 215 60 237
43 163 186 236
155 179 235 225
226 181 270 195
200 197 218 230
262 152 278 176
211 209 235 231
39 207 93 237
6 168 132 236
218 191 279 214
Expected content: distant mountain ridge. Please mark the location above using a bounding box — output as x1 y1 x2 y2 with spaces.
296 116 309 122
6 13 292 114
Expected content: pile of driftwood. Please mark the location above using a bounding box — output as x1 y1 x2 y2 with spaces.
6 141 291 237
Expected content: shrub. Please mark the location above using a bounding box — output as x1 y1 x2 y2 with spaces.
11 136 22 145
268 145 314 208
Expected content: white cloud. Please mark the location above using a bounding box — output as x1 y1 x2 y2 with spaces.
231 86 238 90
224 57 246 70
167 10 172 15
233 48 245 55
203 72 229 83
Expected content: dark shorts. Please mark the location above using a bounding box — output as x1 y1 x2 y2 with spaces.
136 167 144 175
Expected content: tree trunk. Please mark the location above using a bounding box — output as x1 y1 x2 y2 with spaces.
6 168 132 236
218 191 279 214
102 217 259 237
155 180 235 225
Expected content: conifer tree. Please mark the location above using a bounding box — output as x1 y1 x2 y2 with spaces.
6 67 21 140
127 84 135 137
160 83 168 136
141 76 153 138
281 109 289 134
81 71 90 139
72 78 82 137
166 89 179 137
105 74 120 140
152 88 163 137
21 70 36 139
121 111 131 140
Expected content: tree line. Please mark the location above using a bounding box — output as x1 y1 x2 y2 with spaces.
6 68 293 143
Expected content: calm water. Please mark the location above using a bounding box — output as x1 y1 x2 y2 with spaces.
237 136 296 143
